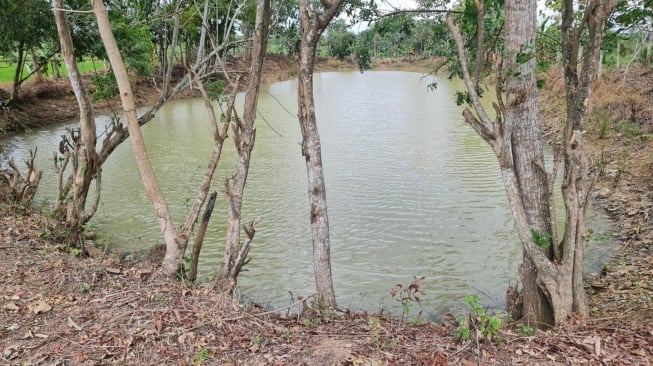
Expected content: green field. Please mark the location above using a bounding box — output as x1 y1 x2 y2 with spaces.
0 58 105 84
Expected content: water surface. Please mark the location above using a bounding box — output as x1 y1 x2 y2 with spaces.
1 71 615 318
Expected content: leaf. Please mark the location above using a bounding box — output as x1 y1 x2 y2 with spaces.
31 300 51 314
4 302 20 311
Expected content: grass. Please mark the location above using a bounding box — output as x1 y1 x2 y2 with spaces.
0 58 106 84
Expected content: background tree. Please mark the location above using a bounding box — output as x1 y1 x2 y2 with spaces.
268 0 300 56
325 19 356 60
0 0 56 100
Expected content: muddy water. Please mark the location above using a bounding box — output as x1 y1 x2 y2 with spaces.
1 71 615 318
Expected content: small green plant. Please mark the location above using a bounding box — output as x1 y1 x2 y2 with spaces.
79 283 94 293
531 229 552 249
251 335 264 345
194 348 211 363
618 122 640 137
81 222 99 232
455 294 502 342
519 324 534 336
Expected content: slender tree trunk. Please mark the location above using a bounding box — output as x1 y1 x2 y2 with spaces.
560 0 619 317
297 0 342 310
163 0 181 97
93 0 181 274
53 0 100 230
218 0 271 293
197 0 211 61
11 41 25 101
29 47 43 82
646 22 652 66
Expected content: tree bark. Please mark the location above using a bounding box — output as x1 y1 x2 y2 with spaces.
188 191 217 282
53 0 100 230
297 0 342 310
93 0 181 274
503 0 555 327
560 0 619 317
11 41 25 101
447 0 618 327
218 0 271 293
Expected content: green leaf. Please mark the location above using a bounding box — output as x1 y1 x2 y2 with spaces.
531 229 552 249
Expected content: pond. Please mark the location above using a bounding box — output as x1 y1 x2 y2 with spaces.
1 71 615 319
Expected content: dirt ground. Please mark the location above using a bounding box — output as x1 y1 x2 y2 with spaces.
0 58 652 365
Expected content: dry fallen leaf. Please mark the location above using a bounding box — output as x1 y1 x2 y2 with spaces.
4 302 20 311
105 267 121 274
30 300 51 314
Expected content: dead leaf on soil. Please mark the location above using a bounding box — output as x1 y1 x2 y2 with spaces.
581 336 601 356
29 300 51 314
4 302 20 311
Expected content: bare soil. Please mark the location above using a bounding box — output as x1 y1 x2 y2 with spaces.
1 58 652 365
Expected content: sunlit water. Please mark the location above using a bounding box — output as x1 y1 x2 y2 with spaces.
1 71 615 319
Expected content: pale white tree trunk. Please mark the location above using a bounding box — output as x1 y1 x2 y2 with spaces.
92 0 180 274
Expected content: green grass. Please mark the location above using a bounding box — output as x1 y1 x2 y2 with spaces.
0 58 106 84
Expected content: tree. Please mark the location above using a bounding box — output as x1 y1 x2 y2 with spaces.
0 0 56 100
90 0 247 278
297 0 343 310
218 0 271 293
447 0 618 327
325 19 356 60
52 0 100 233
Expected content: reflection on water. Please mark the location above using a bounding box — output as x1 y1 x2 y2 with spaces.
0 71 615 318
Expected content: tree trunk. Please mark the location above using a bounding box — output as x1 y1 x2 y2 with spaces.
11 41 25 101
29 47 43 82
297 0 342 310
93 0 181 274
447 0 618 327
218 0 270 293
53 0 100 230
504 0 555 327
560 0 619 318
163 1 181 97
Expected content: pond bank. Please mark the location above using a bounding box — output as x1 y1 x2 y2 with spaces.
0 57 651 364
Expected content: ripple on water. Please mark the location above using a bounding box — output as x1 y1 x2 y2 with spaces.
0 71 616 319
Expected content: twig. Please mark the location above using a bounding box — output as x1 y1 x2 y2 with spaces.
223 293 317 321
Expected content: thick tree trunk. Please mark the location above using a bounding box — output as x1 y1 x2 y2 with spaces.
503 0 555 327
218 0 270 293
297 0 342 310
447 0 618 327
53 0 100 230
